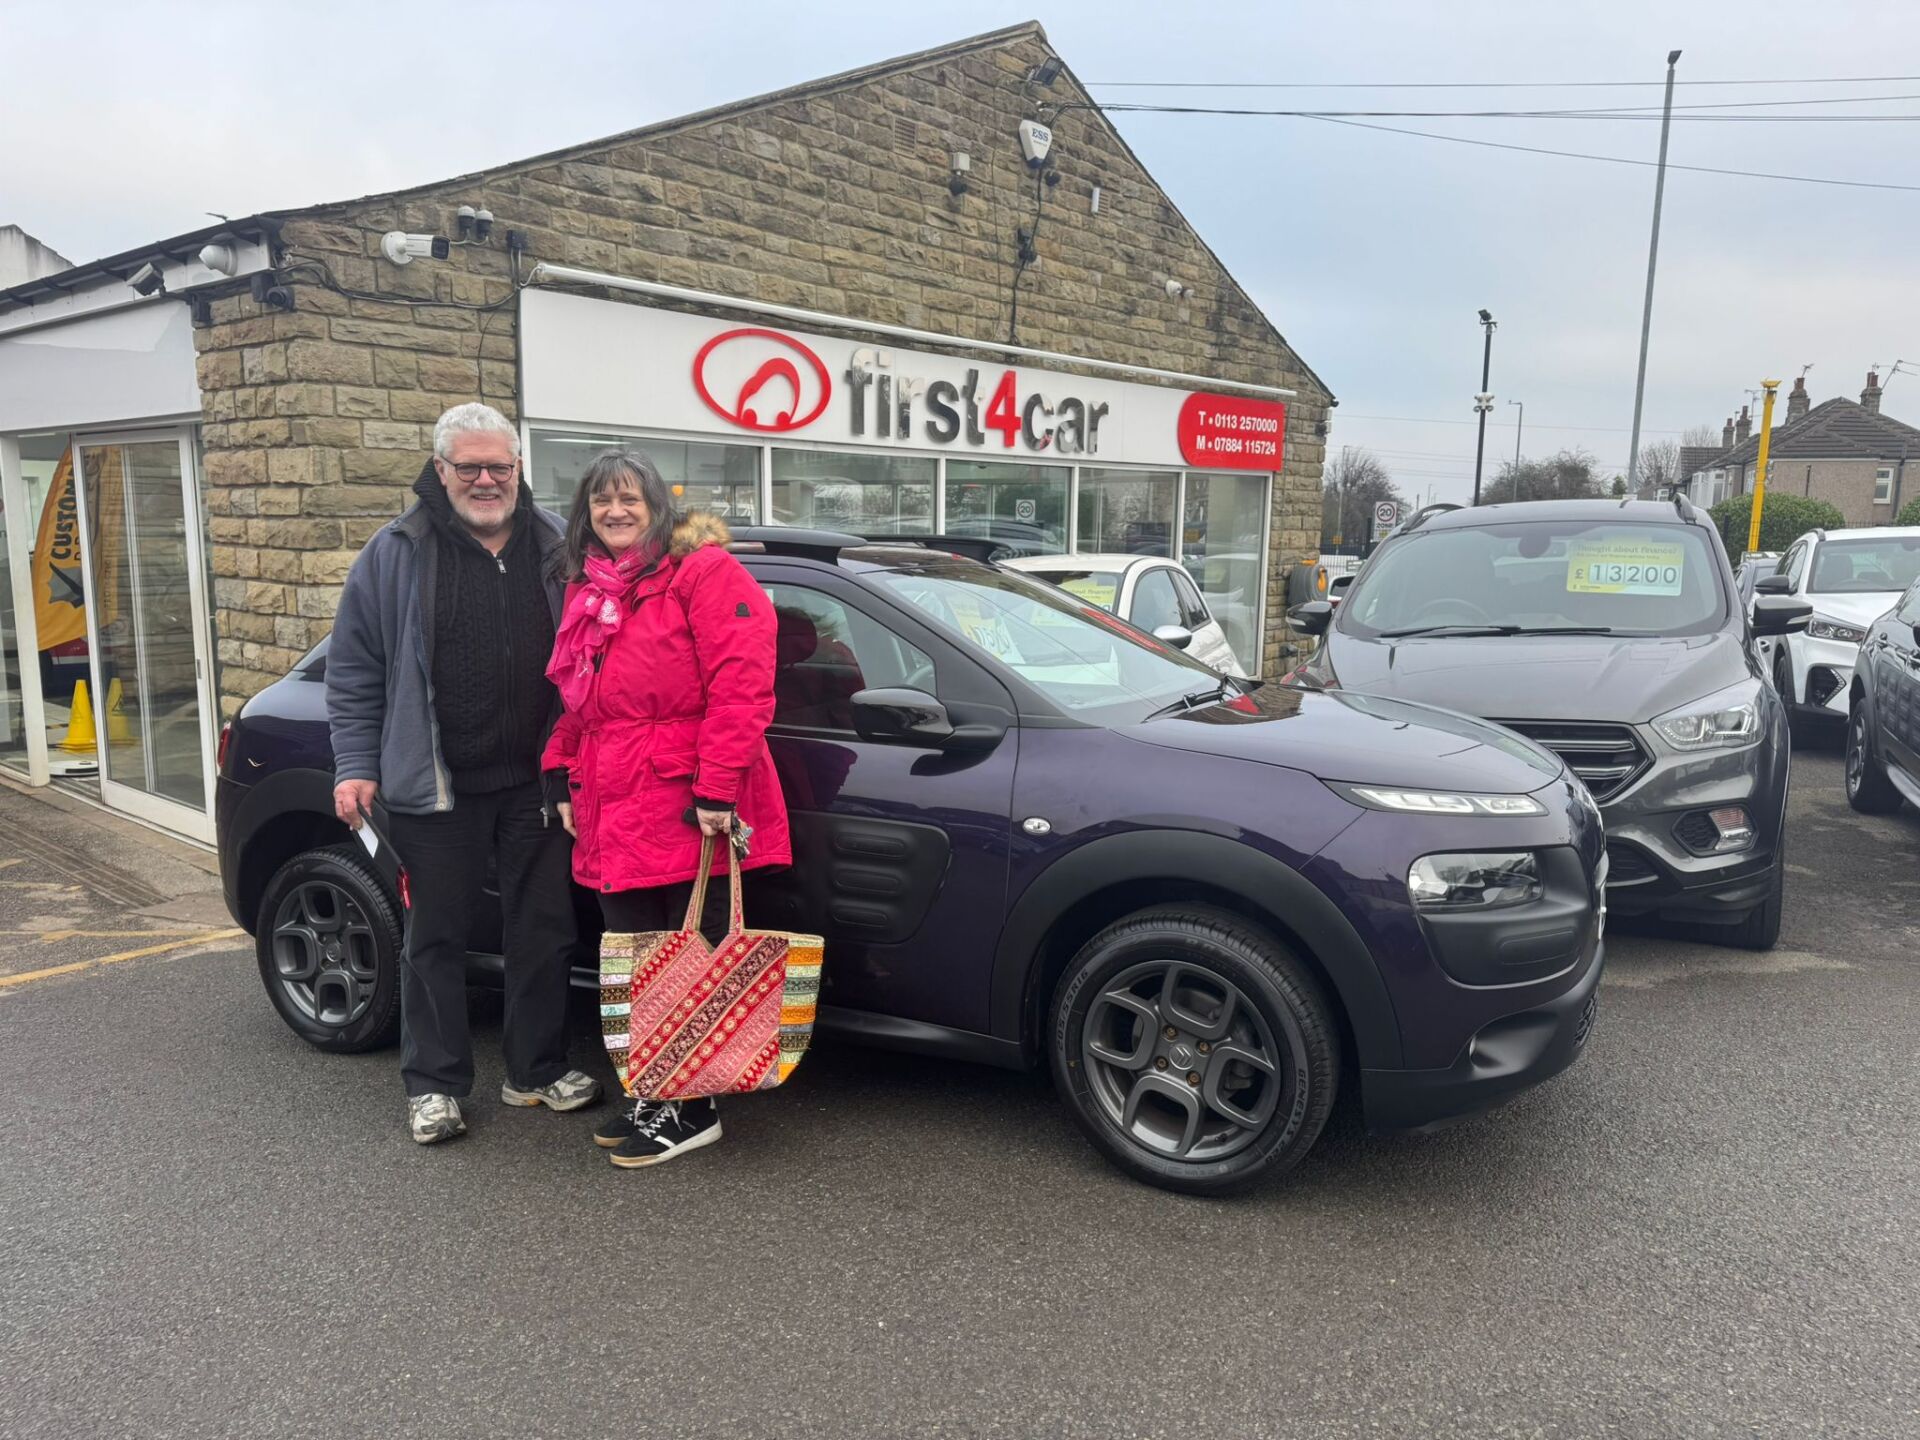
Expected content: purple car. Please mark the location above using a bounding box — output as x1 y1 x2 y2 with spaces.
217 531 1605 1194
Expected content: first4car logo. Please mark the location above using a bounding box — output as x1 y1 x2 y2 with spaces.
691 328 833 433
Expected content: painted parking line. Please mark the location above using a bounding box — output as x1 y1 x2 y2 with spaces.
0 929 244 991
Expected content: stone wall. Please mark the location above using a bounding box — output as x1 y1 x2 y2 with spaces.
194 25 1331 710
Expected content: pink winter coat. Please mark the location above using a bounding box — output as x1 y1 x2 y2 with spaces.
542 513 791 894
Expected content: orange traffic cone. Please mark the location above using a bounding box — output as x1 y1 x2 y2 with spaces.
59 679 98 754
104 677 135 745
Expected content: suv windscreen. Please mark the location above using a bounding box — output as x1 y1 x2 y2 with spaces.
1341 518 1727 638
871 566 1222 723
1807 536 1920 594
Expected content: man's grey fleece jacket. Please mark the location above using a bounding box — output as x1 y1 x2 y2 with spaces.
326 476 567 816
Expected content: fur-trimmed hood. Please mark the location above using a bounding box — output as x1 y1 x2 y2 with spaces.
669 511 731 557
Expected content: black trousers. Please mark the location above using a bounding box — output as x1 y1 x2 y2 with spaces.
389 781 577 1098
598 872 756 944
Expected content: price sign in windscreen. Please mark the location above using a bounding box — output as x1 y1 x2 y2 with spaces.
1565 538 1686 596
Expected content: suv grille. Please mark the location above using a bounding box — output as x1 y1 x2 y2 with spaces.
1497 720 1651 803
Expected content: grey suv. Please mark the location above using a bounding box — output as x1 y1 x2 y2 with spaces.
1288 499 1810 948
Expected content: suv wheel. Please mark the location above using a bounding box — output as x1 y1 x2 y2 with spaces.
1772 646 1796 710
1050 906 1338 1195
1722 834 1785 952
1845 700 1904 815
256 845 404 1052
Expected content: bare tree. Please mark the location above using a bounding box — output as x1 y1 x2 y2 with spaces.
1321 448 1406 549
1681 424 1721 449
1482 448 1607 504
1635 437 1684 498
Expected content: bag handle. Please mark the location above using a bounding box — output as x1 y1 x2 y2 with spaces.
678 823 747 935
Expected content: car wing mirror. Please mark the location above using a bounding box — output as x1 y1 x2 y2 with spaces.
1152 624 1194 651
1754 574 1793 594
1751 596 1812 637
1288 600 1334 637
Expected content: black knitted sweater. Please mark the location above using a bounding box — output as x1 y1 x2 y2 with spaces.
413 470 557 794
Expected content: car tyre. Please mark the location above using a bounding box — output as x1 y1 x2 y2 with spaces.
1722 835 1785 952
255 845 404 1052
1845 699 1904 815
1772 646 1797 714
1050 905 1338 1195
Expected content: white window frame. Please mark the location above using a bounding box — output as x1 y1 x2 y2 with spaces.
1875 466 1894 504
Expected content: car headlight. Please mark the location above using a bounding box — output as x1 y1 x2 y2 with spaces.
1650 682 1762 752
1808 616 1866 644
1339 785 1546 816
1408 852 1543 909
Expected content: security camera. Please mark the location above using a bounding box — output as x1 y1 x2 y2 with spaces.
1017 119 1053 169
128 262 166 297
1164 278 1191 300
380 231 452 266
197 243 238 276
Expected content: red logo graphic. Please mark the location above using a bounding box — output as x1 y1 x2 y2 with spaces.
691 328 831 433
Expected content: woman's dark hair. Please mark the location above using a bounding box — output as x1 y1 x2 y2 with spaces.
559 449 677 580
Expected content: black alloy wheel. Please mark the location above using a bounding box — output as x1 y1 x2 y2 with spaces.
1050 906 1338 1195
1846 701 1904 815
255 845 404 1052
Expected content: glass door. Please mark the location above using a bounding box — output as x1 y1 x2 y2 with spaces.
72 431 216 841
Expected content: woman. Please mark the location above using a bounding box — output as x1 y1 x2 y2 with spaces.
542 450 791 1169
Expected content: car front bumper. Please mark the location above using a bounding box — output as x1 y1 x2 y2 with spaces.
1786 633 1861 716
1361 938 1604 1131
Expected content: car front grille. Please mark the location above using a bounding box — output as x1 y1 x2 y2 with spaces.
1673 811 1720 854
1604 842 1658 887
1497 720 1651 804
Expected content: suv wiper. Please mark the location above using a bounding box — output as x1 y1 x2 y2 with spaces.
1504 625 1621 636
1378 624 1521 638
1146 682 1231 719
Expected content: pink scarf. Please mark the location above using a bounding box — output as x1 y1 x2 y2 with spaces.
546 546 658 711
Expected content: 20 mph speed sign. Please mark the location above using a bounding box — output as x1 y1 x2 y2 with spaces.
1372 502 1400 539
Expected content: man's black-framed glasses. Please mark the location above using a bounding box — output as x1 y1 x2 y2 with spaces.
449 461 517 482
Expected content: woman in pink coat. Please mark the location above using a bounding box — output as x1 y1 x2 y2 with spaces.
542 449 790 1168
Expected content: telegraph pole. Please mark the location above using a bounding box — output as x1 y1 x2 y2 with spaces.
1626 48 1682 490
1472 309 1497 504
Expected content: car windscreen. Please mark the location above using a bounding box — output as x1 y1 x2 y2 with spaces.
870 566 1223 722
1807 536 1920 594
1340 518 1727 638
1020 569 1125 613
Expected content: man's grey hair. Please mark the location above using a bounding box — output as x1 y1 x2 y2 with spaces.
432 402 521 460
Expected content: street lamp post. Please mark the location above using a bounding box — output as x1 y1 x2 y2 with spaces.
1625 48 1683 490
1509 398 1524 468
1472 308 1497 505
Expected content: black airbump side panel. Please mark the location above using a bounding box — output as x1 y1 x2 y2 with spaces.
753 813 950 945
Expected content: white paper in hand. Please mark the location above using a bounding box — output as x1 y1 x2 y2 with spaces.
356 821 379 859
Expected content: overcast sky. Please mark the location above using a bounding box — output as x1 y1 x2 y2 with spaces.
7 1 1918 503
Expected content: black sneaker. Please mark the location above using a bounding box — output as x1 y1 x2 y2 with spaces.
593 1096 661 1149
608 1099 722 1168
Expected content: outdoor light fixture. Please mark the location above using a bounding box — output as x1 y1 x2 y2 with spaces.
1027 56 1064 87
949 150 971 197
128 263 166 297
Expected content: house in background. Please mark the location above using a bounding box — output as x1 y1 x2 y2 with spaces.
1685 371 1920 524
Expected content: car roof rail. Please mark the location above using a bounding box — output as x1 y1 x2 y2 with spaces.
726 526 865 563
1811 527 1827 542
1673 491 1695 519
862 533 1002 564
1399 502 1463 535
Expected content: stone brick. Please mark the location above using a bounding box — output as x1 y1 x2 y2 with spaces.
286 341 374 385
257 550 304 583
373 350 419 387
305 483 410 516
204 449 268 487
273 383 335 416
341 449 422 484
362 421 423 450
417 355 479 392
292 418 362 448
256 518 344 550
266 448 317 486
334 386 390 419
258 487 303 516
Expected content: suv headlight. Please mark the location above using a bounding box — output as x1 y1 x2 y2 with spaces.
1340 785 1546 816
1650 682 1762 752
1808 616 1866 644
1409 852 1542 909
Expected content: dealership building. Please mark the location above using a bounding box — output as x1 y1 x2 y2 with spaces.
0 21 1331 843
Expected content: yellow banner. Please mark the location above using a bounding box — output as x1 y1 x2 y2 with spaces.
29 446 122 652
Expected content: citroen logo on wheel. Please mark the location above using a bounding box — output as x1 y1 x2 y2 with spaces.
691 327 832 433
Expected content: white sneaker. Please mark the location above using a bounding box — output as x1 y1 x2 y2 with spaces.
408 1093 466 1144
500 1069 602 1112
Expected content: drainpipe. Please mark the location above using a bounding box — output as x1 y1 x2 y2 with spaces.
1893 444 1908 518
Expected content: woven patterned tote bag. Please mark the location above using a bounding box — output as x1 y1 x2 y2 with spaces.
599 832 823 1101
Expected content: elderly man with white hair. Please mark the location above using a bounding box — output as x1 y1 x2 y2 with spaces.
328 402 601 1143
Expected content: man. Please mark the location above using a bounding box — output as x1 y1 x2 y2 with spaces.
328 402 600 1143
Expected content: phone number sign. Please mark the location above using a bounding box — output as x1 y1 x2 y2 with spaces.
1177 393 1288 471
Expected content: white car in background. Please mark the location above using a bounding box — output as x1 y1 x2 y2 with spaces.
1000 553 1247 676
1759 527 1920 722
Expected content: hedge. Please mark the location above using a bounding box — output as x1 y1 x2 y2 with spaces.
1898 496 1920 527
1709 493 1848 557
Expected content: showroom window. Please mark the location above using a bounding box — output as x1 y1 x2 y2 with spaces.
525 431 760 520
945 459 1069 557
771 449 933 532
1076 468 1177 556
1181 472 1269 673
